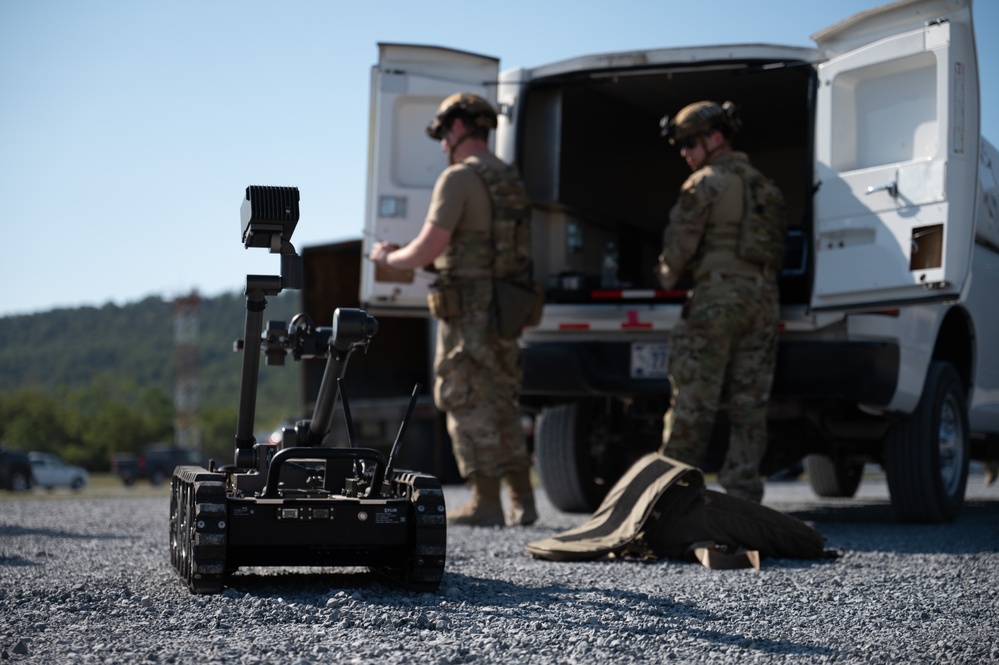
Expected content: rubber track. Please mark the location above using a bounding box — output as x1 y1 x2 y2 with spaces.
373 471 447 592
171 467 227 594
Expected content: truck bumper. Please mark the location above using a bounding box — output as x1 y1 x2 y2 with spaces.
522 340 899 405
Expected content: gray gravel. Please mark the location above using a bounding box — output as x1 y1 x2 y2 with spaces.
2 472 998 664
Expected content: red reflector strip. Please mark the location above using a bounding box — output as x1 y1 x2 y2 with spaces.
558 323 591 330
590 289 684 299
622 311 652 330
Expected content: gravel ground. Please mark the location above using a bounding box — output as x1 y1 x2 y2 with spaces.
1 471 998 664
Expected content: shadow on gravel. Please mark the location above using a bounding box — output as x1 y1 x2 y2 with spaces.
0 524 132 541
195 570 846 660
0 525 133 568
785 500 999 554
434 572 842 660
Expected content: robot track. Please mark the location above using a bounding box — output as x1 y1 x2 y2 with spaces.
371 471 447 592
170 466 228 594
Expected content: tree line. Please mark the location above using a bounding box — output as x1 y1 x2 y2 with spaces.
0 291 303 470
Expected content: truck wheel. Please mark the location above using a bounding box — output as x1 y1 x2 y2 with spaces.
804 454 863 498
10 470 32 492
884 361 969 523
535 402 610 513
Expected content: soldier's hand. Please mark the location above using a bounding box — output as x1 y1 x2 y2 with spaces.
368 241 400 265
655 261 678 290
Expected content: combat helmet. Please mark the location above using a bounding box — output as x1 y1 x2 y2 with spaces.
426 92 498 140
660 100 742 146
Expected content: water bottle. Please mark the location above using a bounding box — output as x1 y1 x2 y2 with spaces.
601 241 619 289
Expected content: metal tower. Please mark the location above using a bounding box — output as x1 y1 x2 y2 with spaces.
173 292 201 452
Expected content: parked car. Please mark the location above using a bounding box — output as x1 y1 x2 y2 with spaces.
0 445 33 492
111 444 202 486
28 452 89 491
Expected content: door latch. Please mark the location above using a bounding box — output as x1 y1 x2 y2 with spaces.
865 181 898 199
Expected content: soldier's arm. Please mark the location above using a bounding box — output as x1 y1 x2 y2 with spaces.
657 176 712 289
370 166 461 269
381 223 452 270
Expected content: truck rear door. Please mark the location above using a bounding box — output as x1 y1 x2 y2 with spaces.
810 0 979 311
360 43 499 313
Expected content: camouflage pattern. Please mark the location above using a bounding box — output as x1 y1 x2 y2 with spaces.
431 156 532 480
727 160 787 275
658 151 780 503
469 158 533 281
658 151 773 288
660 276 778 502
432 156 532 281
433 279 529 479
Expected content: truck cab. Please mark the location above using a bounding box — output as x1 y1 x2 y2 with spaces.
361 0 997 522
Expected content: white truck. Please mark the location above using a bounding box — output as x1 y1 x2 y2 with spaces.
360 0 999 523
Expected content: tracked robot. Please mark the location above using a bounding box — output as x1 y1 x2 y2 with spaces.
169 186 447 594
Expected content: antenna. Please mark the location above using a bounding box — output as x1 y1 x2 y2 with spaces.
386 383 422 477
338 378 359 448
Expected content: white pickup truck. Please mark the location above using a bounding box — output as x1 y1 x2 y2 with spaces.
360 0 998 523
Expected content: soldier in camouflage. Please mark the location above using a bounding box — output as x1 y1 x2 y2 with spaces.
368 93 537 527
656 101 782 503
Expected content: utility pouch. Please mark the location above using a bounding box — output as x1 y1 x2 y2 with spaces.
493 278 544 339
427 285 462 320
737 172 787 274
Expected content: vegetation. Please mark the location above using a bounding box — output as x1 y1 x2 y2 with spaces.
0 291 303 470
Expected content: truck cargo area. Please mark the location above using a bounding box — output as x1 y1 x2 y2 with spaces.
515 56 814 304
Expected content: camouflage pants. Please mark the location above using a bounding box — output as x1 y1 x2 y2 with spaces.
433 281 529 480
660 275 779 502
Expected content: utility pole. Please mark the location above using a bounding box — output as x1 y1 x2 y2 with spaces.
173 292 201 452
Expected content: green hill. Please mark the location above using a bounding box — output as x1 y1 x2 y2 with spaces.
0 290 304 468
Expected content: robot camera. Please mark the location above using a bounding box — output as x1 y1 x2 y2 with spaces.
241 185 300 250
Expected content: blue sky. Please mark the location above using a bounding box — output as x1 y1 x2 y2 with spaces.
1 0 996 318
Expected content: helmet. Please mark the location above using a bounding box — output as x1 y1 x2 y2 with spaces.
426 92 498 140
660 100 742 145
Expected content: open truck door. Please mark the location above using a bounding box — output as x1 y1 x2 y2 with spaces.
810 0 979 311
360 43 499 314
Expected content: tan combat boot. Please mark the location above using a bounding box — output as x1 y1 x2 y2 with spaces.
985 460 999 486
504 470 538 526
448 475 504 527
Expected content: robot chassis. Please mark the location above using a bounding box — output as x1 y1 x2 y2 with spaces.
169 186 447 594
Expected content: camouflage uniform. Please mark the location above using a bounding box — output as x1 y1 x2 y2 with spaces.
658 151 780 503
428 152 531 481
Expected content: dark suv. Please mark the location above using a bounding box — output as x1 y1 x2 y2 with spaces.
0 445 34 492
111 444 202 486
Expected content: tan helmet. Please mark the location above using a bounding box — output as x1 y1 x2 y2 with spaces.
659 100 742 145
426 92 498 140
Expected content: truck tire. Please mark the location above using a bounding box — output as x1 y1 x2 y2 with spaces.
884 361 969 523
535 402 609 513
9 469 32 492
803 454 863 498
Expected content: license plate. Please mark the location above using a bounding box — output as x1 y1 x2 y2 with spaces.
630 342 669 379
